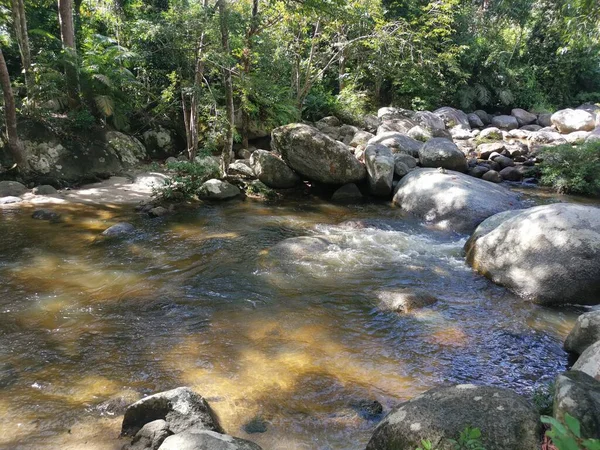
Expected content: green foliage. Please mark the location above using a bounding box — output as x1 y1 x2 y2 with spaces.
154 159 220 201
542 414 600 450
532 382 555 416
302 85 338 122
66 109 96 131
415 427 487 450
539 141 600 196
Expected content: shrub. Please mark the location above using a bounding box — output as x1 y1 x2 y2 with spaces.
539 141 600 196
541 414 600 450
153 159 220 200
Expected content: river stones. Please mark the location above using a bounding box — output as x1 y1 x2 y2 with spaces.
418 138 468 172
554 371 600 439
511 108 537 127
565 311 600 355
433 106 470 130
198 179 241 200
121 387 223 437
0 181 27 197
31 209 61 221
572 340 600 381
368 132 423 157
102 222 135 237
366 384 541 450
271 124 366 185
465 204 600 306
32 185 58 195
365 143 395 196
158 429 263 450
551 109 596 133
392 168 523 233
376 288 438 313
468 113 484 128
250 150 300 189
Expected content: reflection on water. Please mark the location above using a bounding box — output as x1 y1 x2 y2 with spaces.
0 199 578 449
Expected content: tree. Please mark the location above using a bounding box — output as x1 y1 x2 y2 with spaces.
10 0 31 95
217 0 234 175
58 0 79 103
0 48 27 170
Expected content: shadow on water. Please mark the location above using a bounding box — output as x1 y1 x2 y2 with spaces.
0 198 580 449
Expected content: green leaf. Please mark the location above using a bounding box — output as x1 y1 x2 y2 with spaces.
564 413 581 438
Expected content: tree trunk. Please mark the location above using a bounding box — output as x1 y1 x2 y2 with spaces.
0 49 28 170
240 0 259 149
10 0 32 95
58 0 79 103
218 0 234 176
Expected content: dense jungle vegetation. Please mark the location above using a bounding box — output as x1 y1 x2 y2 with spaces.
1 0 600 165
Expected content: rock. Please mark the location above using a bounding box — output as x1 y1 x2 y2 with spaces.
537 113 553 127
246 180 276 200
377 288 438 313
349 399 384 420
0 196 23 205
250 150 300 189
366 384 541 450
368 132 423 157
507 129 531 139
587 127 600 143
331 184 363 203
394 153 417 170
481 170 502 183
165 157 178 165
349 131 374 148
529 131 566 145
433 107 470 130
473 110 491 125
392 169 523 233
464 204 600 306
521 124 542 132
415 111 449 137
477 143 505 160
235 147 252 160
565 131 590 144
32 185 58 195
407 125 433 142
228 161 255 178
393 161 410 178
142 127 176 159
499 167 522 181
572 341 600 381
271 124 366 185
102 222 135 237
493 155 515 169
464 209 525 251
361 115 379 133
491 115 519 131
121 387 223 437
565 311 600 356
316 116 341 128
377 118 417 135
339 124 359 145
106 131 147 167
198 179 241 200
554 371 600 439
468 165 489 178
148 207 169 218
158 429 263 450
318 125 341 141
512 108 537 126
378 107 414 121
468 113 485 128
418 138 468 172
32 209 61 221
365 144 395 196
242 416 269 434
478 127 503 141
450 127 473 140
0 180 27 197
551 109 596 133
125 419 172 450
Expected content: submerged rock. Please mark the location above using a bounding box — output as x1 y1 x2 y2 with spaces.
565 311 600 355
465 204 600 306
392 169 522 233
125 419 172 450
31 209 61 221
377 289 438 314
554 371 600 439
366 384 540 450
102 222 135 237
331 184 363 203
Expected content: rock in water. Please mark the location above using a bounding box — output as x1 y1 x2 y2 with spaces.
0 181 27 197
465 204 600 306
418 138 468 172
392 168 522 233
121 387 223 437
554 371 600 439
198 179 241 200
565 311 600 355
572 341 600 381
158 429 263 450
366 384 541 450
331 184 363 203
102 222 135 237
365 144 395 196
250 150 300 188
32 209 61 221
271 124 366 185
32 185 58 195
551 109 596 133
124 419 171 450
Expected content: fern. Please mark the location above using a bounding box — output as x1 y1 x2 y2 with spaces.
94 95 114 117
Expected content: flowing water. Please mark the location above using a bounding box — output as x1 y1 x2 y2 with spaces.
0 197 582 449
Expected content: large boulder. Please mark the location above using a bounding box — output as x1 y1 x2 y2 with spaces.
121 387 223 437
392 169 523 233
198 179 241 200
418 138 468 172
415 111 449 137
511 108 537 126
467 113 484 129
158 429 263 450
572 341 600 381
125 419 171 450
491 115 519 131
366 384 541 450
473 110 491 125
142 126 176 159
102 222 135 237
365 144 395 196
465 204 600 306
0 180 27 197
551 109 596 133
378 118 417 135
433 107 470 130
554 371 600 439
271 124 366 184
249 150 300 189
565 311 600 355
368 132 422 157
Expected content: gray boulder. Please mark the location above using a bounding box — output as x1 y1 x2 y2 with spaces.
228 161 255 178
482 170 502 183
368 132 423 157
415 111 449 137
377 118 417 135
473 110 491 125
529 130 566 146
493 154 515 169
477 142 505 160
537 113 553 127
418 138 468 172
198 179 241 200
521 124 542 132
587 127 600 143
125 419 172 450
121 387 223 437
554 371 600 439
499 167 522 181
365 144 395 196
0 180 27 197
465 204 600 306
102 222 135 237
349 131 374 148
565 311 600 355
32 185 58 195
512 108 537 126
491 115 519 131
552 109 596 133
392 169 523 233
565 131 590 144
250 150 300 189
468 113 484 128
32 209 61 221
142 127 176 159
407 125 433 142
331 184 363 203
478 127 503 141
271 124 366 184
433 107 470 130
573 341 600 381
158 429 263 450
366 384 541 450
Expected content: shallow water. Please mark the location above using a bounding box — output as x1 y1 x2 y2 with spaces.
0 198 582 449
